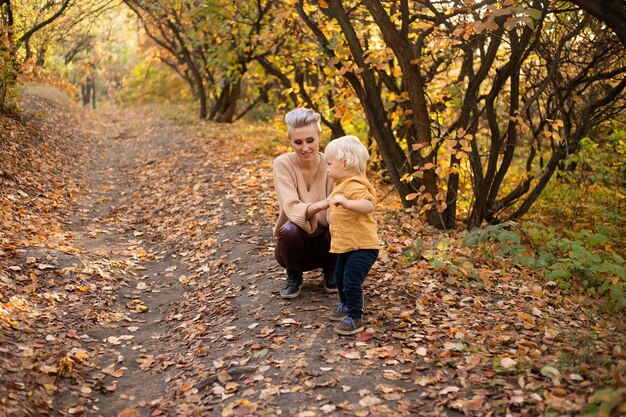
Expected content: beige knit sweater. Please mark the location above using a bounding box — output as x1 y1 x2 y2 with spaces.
272 152 334 237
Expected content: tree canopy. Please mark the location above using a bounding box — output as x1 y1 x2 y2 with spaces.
2 0 624 229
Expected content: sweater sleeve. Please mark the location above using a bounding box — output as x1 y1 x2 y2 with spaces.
273 156 318 235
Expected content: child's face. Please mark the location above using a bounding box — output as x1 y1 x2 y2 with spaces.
325 149 354 180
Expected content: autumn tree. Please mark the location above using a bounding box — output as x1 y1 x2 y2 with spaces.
21 0 116 68
123 0 286 122
0 0 70 111
297 0 452 227
253 4 351 138
296 0 626 229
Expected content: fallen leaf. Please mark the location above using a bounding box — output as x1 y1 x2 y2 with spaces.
280 318 301 326
179 381 194 393
382 370 403 380
40 365 58 374
355 332 373 342
107 336 120 345
340 349 361 360
101 363 123 377
256 327 275 338
450 395 485 412
218 370 233 383
544 389 582 412
72 349 90 362
500 357 517 369
540 365 561 381
359 395 382 407
137 355 154 371
439 386 460 395
118 409 141 417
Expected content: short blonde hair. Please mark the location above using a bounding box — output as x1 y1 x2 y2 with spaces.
325 135 370 174
284 108 322 138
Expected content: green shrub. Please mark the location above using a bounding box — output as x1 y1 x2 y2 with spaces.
463 222 626 311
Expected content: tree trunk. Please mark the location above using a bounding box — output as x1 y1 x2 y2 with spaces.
360 0 443 227
91 79 96 110
82 79 95 107
216 79 241 123
327 38 417 209
0 0 16 111
568 0 626 47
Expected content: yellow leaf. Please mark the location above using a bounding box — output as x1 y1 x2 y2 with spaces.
72 349 90 362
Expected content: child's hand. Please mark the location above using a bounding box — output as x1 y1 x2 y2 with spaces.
332 194 349 208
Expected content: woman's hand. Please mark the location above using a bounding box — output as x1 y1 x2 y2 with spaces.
306 197 330 219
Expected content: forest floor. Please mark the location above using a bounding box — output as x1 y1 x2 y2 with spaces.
1 88 625 417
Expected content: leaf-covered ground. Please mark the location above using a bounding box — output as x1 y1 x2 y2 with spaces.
1 90 625 417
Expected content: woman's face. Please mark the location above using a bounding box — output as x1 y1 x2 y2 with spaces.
289 124 320 163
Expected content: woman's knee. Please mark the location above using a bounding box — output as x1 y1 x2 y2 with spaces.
278 221 303 241
276 222 305 268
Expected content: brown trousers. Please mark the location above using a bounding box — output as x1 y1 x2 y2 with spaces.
275 221 336 273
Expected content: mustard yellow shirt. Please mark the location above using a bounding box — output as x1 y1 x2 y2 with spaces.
329 174 380 253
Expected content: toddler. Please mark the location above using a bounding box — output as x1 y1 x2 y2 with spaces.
325 136 380 335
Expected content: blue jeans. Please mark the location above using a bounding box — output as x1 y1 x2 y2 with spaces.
334 249 379 319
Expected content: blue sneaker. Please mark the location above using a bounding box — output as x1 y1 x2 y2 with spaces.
334 316 364 335
330 296 366 321
330 302 347 321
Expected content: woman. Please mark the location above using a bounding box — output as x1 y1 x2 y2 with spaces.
273 108 337 299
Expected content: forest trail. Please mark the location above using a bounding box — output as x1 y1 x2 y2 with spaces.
1 100 625 417
46 107 433 416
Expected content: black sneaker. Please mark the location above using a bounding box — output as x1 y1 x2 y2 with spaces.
280 271 303 299
322 267 338 293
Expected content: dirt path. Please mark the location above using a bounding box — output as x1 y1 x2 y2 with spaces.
50 111 191 415
4 102 624 417
49 108 433 417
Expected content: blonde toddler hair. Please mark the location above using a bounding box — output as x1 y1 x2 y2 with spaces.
325 135 370 174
